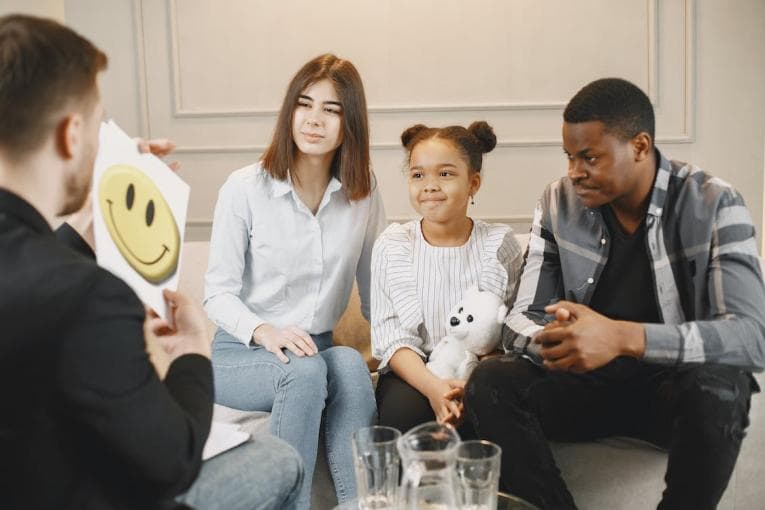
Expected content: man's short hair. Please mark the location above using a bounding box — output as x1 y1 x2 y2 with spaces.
0 14 107 160
564 78 655 142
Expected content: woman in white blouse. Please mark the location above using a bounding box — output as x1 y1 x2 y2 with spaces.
204 54 385 510
371 121 524 433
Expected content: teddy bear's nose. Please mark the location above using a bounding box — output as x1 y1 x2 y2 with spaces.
450 316 460 326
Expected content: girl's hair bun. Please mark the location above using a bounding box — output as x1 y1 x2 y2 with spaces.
467 121 497 153
401 124 429 149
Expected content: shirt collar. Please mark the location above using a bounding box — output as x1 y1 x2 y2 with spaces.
270 174 292 197
270 171 343 199
326 175 342 194
646 147 671 219
0 187 52 235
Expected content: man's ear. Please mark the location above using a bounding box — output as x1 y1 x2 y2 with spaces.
631 132 653 162
55 113 84 160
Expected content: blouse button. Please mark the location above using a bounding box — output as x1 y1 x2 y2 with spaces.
587 277 594 284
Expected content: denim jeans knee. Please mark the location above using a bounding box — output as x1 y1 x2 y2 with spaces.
320 345 376 503
177 436 303 510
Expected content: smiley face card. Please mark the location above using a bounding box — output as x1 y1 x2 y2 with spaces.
92 120 189 321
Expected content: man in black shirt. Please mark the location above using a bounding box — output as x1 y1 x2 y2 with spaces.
0 14 301 509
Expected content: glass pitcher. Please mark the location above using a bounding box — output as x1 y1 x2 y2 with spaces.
397 421 461 509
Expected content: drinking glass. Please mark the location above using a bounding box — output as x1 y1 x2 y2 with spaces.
352 426 401 509
454 440 502 510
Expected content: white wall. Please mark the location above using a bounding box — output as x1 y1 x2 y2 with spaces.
3 0 765 246
0 0 64 20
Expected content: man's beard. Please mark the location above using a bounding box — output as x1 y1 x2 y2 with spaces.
58 164 93 216
58 136 97 216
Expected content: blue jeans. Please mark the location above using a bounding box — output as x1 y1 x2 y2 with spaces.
177 434 303 510
212 329 377 510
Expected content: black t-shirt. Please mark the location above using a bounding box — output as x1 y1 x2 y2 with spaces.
588 205 661 324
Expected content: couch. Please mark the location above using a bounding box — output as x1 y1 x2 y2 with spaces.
159 237 764 510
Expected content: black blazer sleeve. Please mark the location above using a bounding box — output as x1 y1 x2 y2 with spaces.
55 270 213 499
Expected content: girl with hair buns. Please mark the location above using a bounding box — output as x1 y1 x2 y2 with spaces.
371 121 524 432
204 54 385 509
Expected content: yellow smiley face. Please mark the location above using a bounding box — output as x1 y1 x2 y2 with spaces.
98 164 180 283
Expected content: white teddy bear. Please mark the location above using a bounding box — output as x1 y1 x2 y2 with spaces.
426 286 508 380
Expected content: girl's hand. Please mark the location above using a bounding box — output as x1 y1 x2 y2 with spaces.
441 379 466 426
251 324 319 363
426 378 465 424
478 349 504 362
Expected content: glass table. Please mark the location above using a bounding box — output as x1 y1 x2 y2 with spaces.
333 492 538 509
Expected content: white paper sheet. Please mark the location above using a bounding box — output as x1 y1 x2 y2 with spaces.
92 120 189 320
202 421 251 460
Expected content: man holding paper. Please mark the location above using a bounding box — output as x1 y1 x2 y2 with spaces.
0 14 302 510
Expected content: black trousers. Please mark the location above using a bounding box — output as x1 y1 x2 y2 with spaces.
376 371 476 438
464 355 756 510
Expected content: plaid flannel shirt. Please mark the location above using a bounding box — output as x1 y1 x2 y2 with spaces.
506 148 765 371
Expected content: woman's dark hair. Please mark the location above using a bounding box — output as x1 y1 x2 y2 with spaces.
401 121 496 172
564 78 655 142
261 54 371 200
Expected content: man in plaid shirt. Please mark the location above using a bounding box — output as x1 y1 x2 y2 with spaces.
465 78 765 510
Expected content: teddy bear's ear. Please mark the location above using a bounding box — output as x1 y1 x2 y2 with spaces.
496 304 509 323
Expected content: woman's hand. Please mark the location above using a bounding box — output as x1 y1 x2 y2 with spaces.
252 324 319 363
425 378 466 425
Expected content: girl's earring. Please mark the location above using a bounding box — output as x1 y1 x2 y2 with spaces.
470 195 475 205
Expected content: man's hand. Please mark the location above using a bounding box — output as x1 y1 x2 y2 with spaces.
543 305 575 330
145 289 211 362
251 324 319 363
136 138 180 171
534 301 645 373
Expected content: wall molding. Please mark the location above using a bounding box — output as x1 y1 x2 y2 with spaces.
172 102 571 118
158 0 695 154
173 132 693 155
165 0 664 118
173 139 572 154
132 0 151 138
682 0 696 141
